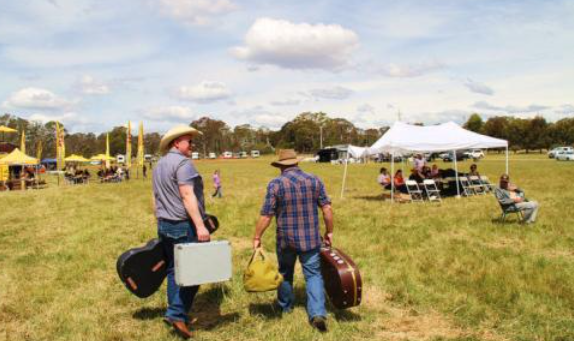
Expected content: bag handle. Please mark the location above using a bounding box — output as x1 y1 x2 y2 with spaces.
248 247 267 265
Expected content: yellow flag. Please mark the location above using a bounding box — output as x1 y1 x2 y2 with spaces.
126 121 132 168
105 133 110 168
60 126 66 161
20 130 26 154
36 140 43 160
55 122 63 170
137 121 144 168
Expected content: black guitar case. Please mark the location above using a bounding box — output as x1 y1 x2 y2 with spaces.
117 214 219 298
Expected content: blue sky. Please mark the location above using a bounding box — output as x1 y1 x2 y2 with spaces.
0 0 572 133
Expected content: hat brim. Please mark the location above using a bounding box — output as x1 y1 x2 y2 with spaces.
159 128 202 155
271 157 303 167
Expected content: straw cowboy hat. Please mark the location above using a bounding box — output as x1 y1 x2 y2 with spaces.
271 149 303 167
159 125 202 155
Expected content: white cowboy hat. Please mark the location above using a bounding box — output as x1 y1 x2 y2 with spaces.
159 125 202 155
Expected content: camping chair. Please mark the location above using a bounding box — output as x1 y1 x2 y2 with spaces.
468 176 486 195
493 187 523 223
405 180 424 202
423 179 441 202
459 177 475 196
480 176 494 192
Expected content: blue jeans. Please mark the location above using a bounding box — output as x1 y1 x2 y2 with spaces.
277 247 326 320
158 219 200 323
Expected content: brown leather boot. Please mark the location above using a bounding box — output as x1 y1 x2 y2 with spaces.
163 318 193 339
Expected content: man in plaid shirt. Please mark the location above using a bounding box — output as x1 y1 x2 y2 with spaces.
253 149 334 332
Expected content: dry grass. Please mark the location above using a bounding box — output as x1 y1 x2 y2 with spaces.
1 154 573 340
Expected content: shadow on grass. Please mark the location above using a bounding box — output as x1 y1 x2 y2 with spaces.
354 195 386 202
133 307 163 320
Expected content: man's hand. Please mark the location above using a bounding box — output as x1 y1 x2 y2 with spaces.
196 225 211 242
252 237 261 249
323 232 333 246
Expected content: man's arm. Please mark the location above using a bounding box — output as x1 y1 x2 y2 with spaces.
179 184 210 242
321 204 334 246
253 215 273 249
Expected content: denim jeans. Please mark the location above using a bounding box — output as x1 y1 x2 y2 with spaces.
276 247 326 320
158 219 200 323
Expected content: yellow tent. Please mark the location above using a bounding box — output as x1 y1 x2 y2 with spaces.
0 148 39 165
90 154 115 161
0 125 17 133
65 154 90 162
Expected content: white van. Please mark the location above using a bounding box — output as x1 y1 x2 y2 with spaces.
208 152 217 159
251 150 260 158
222 151 233 159
116 154 125 164
191 152 200 160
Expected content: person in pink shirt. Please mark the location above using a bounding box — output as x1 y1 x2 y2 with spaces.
212 169 222 198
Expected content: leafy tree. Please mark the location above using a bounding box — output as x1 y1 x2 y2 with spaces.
463 113 484 132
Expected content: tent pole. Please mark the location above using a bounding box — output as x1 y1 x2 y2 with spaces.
391 152 395 203
505 146 509 175
453 150 461 198
340 155 348 199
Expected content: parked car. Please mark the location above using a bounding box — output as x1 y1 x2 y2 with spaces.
208 152 217 159
222 151 233 159
556 150 574 161
239 151 248 158
464 149 485 160
116 154 125 164
548 146 574 158
251 150 260 158
442 151 469 162
191 152 200 160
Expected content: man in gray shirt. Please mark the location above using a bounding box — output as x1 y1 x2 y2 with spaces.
153 125 210 339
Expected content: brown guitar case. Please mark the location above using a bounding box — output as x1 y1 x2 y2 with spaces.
320 245 362 309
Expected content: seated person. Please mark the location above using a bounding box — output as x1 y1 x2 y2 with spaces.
421 166 432 179
408 168 425 184
430 164 441 178
393 170 408 193
83 169 91 179
469 164 480 177
377 167 392 189
499 174 539 224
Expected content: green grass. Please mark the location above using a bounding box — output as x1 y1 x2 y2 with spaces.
1 155 573 341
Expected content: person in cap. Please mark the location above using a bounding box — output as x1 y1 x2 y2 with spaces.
252 149 334 332
498 174 539 224
152 124 210 339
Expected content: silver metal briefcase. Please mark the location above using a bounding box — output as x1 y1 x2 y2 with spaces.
174 241 232 287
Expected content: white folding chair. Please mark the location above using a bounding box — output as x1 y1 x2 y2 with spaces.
480 176 494 192
405 180 424 202
459 176 475 196
423 179 442 202
469 176 486 195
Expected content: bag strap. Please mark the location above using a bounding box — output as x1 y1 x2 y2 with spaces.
248 247 266 265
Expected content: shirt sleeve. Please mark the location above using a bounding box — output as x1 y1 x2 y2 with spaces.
176 161 198 186
260 181 278 216
317 178 331 207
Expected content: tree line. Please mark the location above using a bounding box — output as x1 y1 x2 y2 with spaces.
1 112 572 158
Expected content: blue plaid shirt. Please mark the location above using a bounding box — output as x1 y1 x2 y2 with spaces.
260 166 331 252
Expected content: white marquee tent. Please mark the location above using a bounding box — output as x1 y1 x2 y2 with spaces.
340 121 509 200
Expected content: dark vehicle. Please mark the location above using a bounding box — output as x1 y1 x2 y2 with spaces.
442 151 469 162
317 148 339 163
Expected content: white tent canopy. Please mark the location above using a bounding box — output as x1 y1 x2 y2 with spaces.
340 121 509 200
368 121 508 154
347 145 368 158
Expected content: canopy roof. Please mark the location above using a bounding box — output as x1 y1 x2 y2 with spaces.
90 154 115 161
0 148 39 165
368 121 508 154
0 125 17 133
65 154 90 162
347 145 368 158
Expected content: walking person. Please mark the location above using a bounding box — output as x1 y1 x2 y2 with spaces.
212 169 222 198
252 149 334 332
152 125 210 339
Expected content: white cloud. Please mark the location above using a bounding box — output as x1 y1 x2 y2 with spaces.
143 105 195 121
270 98 301 106
28 111 85 124
252 114 288 129
157 0 236 25
357 104 375 114
377 61 444 78
464 78 494 96
175 81 231 103
303 86 353 100
232 18 359 70
2 87 76 111
77 75 110 95
472 101 549 113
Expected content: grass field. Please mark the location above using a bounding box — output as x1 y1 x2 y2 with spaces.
1 154 573 341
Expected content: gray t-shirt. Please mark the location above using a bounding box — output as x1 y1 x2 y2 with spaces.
152 149 205 221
